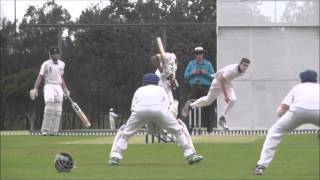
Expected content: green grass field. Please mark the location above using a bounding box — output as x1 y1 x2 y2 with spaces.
1 134 319 180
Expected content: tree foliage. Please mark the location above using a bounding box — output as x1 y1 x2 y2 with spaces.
1 0 216 130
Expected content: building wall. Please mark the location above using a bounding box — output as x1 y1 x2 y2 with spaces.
217 0 319 130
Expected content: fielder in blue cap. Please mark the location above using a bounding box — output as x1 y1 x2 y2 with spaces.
142 73 159 86
253 69 319 175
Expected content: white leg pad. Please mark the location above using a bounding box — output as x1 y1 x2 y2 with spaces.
51 103 62 134
42 102 62 135
177 118 196 153
169 100 179 118
175 120 196 158
42 102 55 133
41 109 52 133
176 131 188 146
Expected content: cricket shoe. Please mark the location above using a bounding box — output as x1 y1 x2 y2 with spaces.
218 116 230 131
181 99 195 117
186 154 204 165
108 157 120 166
252 164 266 175
41 131 48 136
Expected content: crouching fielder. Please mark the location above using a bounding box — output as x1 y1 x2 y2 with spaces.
108 73 203 165
30 47 69 136
252 69 320 175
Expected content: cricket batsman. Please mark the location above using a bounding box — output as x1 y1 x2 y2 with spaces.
149 43 184 140
30 47 69 136
150 44 184 104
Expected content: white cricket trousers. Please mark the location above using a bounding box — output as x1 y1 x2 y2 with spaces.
109 118 115 130
190 83 237 118
257 108 320 167
110 109 196 159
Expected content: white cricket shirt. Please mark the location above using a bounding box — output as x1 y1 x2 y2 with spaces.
212 64 244 86
282 82 320 110
155 52 177 79
131 85 169 112
109 112 118 120
39 59 65 84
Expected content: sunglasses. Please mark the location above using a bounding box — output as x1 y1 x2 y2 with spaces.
195 51 203 55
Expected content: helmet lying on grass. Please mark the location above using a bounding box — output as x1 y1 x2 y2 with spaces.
54 152 74 172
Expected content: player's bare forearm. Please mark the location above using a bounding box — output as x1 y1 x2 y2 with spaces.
34 75 43 89
61 77 68 91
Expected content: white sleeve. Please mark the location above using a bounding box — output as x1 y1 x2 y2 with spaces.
39 62 46 75
155 69 161 77
281 87 296 106
222 68 234 81
111 112 118 118
61 61 65 76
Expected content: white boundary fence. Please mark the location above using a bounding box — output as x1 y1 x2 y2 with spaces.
1 129 318 137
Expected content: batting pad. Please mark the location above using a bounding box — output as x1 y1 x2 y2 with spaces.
41 102 62 135
176 130 195 158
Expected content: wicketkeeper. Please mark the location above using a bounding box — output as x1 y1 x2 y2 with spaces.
108 73 203 165
30 47 69 136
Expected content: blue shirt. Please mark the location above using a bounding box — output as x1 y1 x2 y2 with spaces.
184 59 214 87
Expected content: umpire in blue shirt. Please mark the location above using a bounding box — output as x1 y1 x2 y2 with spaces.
183 47 216 134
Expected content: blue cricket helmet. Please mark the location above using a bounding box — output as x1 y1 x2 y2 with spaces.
299 69 318 83
142 73 159 85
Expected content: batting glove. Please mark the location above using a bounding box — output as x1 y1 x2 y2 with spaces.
29 89 38 100
63 89 70 98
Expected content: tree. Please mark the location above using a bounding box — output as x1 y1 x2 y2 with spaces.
1 1 73 130
2 0 218 130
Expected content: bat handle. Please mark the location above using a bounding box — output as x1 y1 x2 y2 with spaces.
66 95 73 103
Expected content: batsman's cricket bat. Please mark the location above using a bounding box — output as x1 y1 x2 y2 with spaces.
156 37 179 89
67 95 91 128
156 37 166 60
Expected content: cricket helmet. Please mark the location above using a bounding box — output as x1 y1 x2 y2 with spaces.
299 69 318 83
54 152 74 172
49 47 60 55
142 73 159 85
